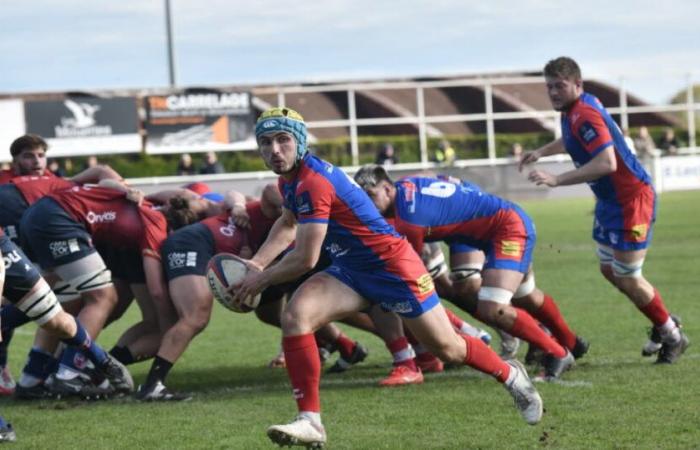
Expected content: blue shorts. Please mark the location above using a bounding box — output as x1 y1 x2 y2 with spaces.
161 223 215 281
1 234 42 304
324 264 440 318
447 241 480 255
97 245 146 284
19 198 96 270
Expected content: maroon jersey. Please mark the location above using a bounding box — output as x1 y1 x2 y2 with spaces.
48 185 168 260
11 175 75 204
0 168 56 185
200 212 248 255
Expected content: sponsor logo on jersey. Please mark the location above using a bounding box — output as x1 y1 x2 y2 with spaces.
296 191 314 215
327 243 349 257
49 240 79 259
381 301 413 314
631 224 648 241
416 273 435 295
609 231 619 245
186 251 197 267
579 122 599 144
500 240 521 257
86 210 117 224
167 252 187 269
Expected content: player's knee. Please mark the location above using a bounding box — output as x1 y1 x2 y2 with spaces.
476 288 512 323
15 280 63 327
40 310 75 339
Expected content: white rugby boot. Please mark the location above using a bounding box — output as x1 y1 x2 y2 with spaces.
504 360 543 425
267 415 326 448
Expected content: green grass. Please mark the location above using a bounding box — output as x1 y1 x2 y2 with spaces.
4 190 700 449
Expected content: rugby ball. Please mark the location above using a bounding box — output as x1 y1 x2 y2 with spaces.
206 253 261 313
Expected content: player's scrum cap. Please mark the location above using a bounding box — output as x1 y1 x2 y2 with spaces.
255 107 307 162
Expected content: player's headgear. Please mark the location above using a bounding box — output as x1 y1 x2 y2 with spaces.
255 107 308 163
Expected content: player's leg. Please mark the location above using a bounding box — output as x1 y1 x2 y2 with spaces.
1 236 131 398
402 302 542 425
267 272 370 448
512 270 589 359
612 248 687 362
477 267 573 379
136 273 210 401
110 282 161 365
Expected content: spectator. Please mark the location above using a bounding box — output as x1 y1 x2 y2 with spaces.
658 128 679 156
199 151 225 174
634 126 656 160
48 158 66 177
434 140 456 166
83 155 98 170
375 143 399 166
510 142 524 160
177 153 196 175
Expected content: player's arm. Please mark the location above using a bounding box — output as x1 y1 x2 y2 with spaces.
527 145 616 187
70 164 123 185
247 208 298 270
222 189 250 228
254 220 326 287
518 137 566 172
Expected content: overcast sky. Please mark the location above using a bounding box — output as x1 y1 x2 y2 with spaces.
1 0 699 104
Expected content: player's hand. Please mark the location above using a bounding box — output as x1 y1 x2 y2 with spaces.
518 150 541 172
527 169 559 187
125 187 145 205
230 204 251 228
229 260 266 305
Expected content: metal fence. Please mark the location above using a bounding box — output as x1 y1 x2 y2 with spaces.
253 75 699 166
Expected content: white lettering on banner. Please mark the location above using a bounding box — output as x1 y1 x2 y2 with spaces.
165 93 250 111
660 156 700 191
86 211 117 224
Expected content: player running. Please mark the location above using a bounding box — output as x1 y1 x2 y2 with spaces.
233 107 543 448
354 165 588 381
520 56 688 363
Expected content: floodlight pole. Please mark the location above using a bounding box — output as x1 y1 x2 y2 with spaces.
165 0 177 87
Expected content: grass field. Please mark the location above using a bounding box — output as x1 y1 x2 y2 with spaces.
3 190 700 449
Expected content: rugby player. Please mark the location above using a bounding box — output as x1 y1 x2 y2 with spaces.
0 229 133 401
520 56 688 363
233 108 543 448
17 184 174 397
354 165 588 381
0 134 55 184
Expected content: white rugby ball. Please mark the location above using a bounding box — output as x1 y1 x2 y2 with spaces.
206 253 261 313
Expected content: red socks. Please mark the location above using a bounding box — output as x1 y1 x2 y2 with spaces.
639 289 671 327
510 309 567 358
333 333 357 359
386 337 418 370
283 334 321 413
445 308 465 331
462 334 510 383
532 294 577 350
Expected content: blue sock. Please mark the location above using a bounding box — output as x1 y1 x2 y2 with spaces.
61 320 108 367
22 348 58 381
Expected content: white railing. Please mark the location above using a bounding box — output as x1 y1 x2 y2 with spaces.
253 75 699 165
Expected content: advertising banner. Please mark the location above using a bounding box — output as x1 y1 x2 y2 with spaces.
144 92 256 154
0 100 26 162
659 155 700 191
24 97 141 156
